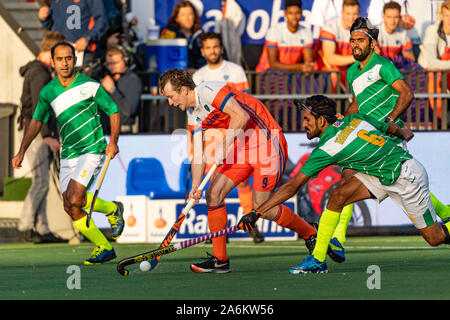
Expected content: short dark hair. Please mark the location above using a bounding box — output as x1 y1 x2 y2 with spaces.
159 68 196 93
350 17 379 41
343 0 360 8
383 1 401 13
51 41 76 59
200 31 223 47
285 0 302 9
294 95 337 124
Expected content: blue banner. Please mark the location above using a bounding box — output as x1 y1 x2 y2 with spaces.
155 0 371 44
175 202 296 239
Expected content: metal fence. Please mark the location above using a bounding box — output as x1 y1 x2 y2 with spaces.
135 70 449 134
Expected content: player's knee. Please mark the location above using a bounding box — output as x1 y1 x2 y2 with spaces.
422 231 444 247
205 186 225 204
424 237 441 247
65 193 85 209
329 187 348 208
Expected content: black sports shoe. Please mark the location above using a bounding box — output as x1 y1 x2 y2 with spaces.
34 232 68 244
21 230 38 242
190 253 231 273
304 223 318 254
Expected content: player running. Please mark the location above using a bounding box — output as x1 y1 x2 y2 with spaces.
159 69 317 273
12 42 125 265
326 17 450 263
239 95 450 274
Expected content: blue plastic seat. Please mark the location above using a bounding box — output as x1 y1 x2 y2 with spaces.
126 158 179 199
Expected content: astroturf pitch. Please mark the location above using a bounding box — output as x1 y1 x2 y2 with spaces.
1 235 450 300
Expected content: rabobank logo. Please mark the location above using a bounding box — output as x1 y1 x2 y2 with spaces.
176 202 296 240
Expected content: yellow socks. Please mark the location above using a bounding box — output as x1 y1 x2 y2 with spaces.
73 215 112 250
312 208 341 262
331 203 353 246
430 193 450 221
82 192 117 214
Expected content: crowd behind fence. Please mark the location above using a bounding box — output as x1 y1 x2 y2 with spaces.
134 70 450 134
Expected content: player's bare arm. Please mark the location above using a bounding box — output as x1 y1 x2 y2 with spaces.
386 119 414 141
12 118 43 169
190 129 207 202
257 172 310 217
105 112 120 159
267 46 313 71
386 79 414 120
345 95 359 116
239 172 310 231
322 40 356 66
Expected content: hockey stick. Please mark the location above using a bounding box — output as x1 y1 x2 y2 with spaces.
117 225 239 276
147 163 218 270
86 154 112 227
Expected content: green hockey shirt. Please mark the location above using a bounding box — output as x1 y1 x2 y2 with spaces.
347 52 405 120
300 114 412 185
33 72 119 159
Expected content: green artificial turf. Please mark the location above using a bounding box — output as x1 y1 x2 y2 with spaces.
1 236 449 300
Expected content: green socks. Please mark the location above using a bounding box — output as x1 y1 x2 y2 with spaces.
73 215 112 250
332 203 353 245
430 193 450 221
312 208 341 262
82 192 117 214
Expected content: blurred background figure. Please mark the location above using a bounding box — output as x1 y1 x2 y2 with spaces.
17 31 67 244
256 0 314 72
376 1 415 62
38 0 110 68
100 45 143 133
316 0 360 92
160 0 206 71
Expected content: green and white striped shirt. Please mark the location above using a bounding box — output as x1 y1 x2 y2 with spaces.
300 114 412 185
33 72 119 159
347 52 405 143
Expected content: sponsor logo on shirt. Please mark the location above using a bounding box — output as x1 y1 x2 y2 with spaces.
335 119 362 144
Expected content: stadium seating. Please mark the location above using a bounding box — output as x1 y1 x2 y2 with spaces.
126 157 181 199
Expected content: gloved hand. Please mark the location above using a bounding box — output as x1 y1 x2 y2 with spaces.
238 209 262 232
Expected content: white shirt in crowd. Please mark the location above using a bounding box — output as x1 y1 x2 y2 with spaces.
193 60 250 92
367 0 445 45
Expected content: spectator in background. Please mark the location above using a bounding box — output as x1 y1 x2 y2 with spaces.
101 45 143 133
160 0 205 70
18 31 67 244
376 1 415 61
192 32 264 243
316 0 359 92
317 0 359 74
308 0 343 39
419 0 450 70
418 0 450 123
193 32 249 92
254 0 315 131
367 0 440 58
38 0 109 67
256 0 314 72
